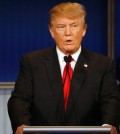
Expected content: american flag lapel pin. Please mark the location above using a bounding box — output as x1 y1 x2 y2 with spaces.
84 63 88 68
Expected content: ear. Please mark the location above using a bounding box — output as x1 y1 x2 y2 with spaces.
82 24 87 37
49 27 54 39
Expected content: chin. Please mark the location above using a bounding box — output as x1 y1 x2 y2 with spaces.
64 50 74 55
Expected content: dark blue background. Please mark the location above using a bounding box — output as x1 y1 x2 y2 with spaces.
0 0 110 81
115 0 120 82
115 0 120 59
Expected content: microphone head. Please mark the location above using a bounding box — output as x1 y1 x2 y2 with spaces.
64 55 72 63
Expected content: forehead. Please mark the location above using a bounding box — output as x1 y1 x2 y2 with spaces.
53 16 81 25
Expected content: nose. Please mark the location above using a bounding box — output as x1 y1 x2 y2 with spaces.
64 26 71 36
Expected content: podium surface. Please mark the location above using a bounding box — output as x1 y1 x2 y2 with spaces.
23 126 111 134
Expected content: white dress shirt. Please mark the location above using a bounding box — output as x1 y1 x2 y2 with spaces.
56 46 81 76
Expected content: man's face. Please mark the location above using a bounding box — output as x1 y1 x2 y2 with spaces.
49 16 87 55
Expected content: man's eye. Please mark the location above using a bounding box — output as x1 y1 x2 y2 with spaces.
72 24 78 28
57 25 65 29
57 25 65 30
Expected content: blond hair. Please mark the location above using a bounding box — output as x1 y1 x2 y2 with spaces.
49 2 87 27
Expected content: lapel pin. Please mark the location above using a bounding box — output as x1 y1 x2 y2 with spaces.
84 64 88 68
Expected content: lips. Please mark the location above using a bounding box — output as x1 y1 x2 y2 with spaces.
65 39 72 44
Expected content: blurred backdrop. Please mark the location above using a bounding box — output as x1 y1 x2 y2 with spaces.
0 0 109 82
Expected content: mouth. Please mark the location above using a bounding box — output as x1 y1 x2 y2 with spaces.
65 39 73 44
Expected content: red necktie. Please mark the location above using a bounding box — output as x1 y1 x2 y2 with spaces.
62 56 73 110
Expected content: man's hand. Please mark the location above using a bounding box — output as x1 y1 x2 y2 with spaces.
15 125 25 134
103 125 118 134
110 125 118 134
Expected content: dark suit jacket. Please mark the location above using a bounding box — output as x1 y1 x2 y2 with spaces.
8 46 120 133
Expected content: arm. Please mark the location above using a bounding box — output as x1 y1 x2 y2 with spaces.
8 56 33 133
100 59 120 131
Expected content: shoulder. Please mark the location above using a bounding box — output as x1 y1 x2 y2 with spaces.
81 48 115 68
21 46 55 61
24 47 54 58
82 48 113 62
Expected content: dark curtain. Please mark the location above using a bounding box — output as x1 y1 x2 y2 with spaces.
0 0 107 81
115 0 120 87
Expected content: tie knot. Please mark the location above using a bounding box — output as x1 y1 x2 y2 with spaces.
64 55 73 63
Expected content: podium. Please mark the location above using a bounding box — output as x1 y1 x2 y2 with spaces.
23 126 111 134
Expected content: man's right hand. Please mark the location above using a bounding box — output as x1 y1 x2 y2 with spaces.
15 125 25 134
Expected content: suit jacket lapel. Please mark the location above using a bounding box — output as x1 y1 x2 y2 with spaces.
44 47 65 124
65 48 89 118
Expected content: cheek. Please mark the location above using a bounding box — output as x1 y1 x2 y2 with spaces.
76 30 84 38
54 32 64 40
74 33 82 40
53 34 63 45
73 33 84 44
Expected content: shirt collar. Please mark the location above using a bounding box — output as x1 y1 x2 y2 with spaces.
56 46 81 62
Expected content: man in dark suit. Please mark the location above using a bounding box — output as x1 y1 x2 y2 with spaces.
8 2 120 134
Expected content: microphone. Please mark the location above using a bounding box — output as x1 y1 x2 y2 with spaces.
64 55 72 63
